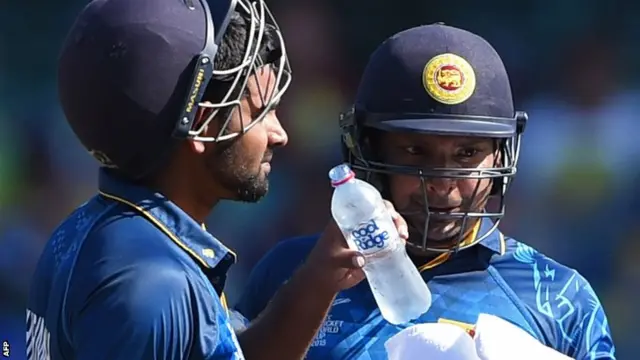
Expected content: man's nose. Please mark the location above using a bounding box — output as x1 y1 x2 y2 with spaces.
266 114 288 148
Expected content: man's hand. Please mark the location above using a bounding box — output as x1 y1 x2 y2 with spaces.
302 200 409 293
238 200 408 360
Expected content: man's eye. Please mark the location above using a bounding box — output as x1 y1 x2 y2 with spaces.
458 148 480 158
404 146 424 155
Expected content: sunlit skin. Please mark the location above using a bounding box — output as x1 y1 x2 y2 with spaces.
158 66 287 223
194 66 288 203
378 132 500 253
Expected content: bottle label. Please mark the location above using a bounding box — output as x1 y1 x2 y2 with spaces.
351 219 390 252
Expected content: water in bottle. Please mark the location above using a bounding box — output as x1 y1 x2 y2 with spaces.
329 163 432 325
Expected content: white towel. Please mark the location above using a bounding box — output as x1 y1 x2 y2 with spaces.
383 314 574 360
384 323 480 360
473 313 573 360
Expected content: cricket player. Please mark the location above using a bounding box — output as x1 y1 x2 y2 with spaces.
26 0 408 359
235 24 616 359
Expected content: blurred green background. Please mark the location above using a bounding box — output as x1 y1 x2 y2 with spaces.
2 0 640 358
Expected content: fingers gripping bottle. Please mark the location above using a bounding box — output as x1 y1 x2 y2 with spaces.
329 164 432 325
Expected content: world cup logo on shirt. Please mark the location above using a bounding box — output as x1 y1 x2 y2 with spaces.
351 219 390 252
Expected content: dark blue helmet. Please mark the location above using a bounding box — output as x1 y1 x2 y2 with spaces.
340 24 527 252
58 0 291 179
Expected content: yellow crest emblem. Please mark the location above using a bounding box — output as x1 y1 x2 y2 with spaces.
422 53 476 105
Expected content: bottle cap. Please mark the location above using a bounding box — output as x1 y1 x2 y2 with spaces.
329 163 355 186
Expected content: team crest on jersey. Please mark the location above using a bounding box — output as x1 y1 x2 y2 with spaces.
422 53 476 105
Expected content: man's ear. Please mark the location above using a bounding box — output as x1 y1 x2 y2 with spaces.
188 138 207 154
187 106 214 154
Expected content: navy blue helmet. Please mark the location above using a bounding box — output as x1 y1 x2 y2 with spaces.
340 24 527 252
58 0 291 179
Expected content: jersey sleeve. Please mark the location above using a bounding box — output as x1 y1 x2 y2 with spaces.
567 274 616 360
234 237 313 321
234 249 285 321
70 263 197 360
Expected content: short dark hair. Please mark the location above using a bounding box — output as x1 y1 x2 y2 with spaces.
203 11 281 110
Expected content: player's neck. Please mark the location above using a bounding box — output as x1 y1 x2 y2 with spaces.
152 172 220 224
406 224 480 265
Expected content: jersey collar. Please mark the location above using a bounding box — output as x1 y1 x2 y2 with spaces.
475 217 505 255
418 218 505 271
97 169 237 270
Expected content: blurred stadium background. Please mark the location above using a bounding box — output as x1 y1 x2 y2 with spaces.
2 0 639 358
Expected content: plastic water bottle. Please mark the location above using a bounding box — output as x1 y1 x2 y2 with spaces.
329 163 432 325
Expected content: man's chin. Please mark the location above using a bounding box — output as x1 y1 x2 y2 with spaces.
237 186 268 203
224 177 269 203
405 228 463 251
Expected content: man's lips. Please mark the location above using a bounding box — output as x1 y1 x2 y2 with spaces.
428 206 459 212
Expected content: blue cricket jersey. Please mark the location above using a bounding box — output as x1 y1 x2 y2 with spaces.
27 170 244 360
235 219 615 360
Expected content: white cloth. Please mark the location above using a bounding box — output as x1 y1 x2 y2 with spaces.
384 313 574 360
473 313 572 360
384 323 480 360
